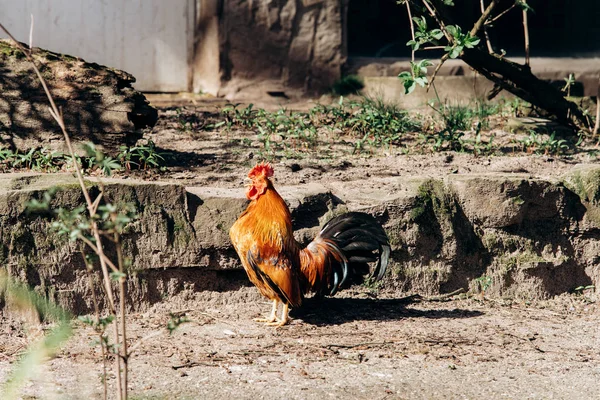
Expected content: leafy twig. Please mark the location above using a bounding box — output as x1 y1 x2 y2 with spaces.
0 23 125 400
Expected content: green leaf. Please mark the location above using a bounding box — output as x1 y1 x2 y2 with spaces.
413 16 427 32
404 79 416 95
430 29 444 40
82 142 100 159
465 36 480 48
446 25 459 38
406 39 420 51
446 45 463 59
78 315 95 326
414 77 428 87
515 0 534 12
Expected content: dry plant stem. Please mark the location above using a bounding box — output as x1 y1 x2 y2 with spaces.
522 1 530 66
82 251 109 400
594 74 600 136
480 0 494 53
115 232 128 400
88 227 122 399
405 1 416 63
0 23 125 400
77 235 120 273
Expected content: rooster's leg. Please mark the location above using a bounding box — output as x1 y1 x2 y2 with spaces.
267 303 290 327
254 299 279 323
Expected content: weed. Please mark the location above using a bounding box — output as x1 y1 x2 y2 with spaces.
13 148 36 169
562 73 576 97
34 147 63 172
504 97 531 118
214 96 420 157
474 275 492 298
573 284 595 294
431 102 474 133
516 131 569 155
117 140 165 170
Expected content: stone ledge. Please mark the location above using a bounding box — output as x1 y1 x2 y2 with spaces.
1 168 599 312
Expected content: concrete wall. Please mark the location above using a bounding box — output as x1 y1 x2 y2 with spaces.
216 0 344 99
0 0 195 92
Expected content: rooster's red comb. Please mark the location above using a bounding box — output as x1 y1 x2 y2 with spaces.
248 162 274 179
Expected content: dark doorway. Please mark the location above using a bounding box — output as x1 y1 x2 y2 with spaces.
347 0 600 58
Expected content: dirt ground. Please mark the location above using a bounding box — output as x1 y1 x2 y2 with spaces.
114 101 600 193
0 286 598 399
2 99 600 399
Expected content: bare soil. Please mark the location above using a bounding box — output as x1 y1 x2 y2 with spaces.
1 287 598 399
2 99 600 399
120 100 600 192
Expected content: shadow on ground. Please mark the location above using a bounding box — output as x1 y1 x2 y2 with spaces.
291 296 484 326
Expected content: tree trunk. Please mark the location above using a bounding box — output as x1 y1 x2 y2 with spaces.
461 48 592 132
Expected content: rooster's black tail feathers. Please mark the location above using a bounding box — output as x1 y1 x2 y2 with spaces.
318 212 390 295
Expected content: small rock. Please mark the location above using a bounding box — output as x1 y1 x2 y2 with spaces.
289 163 301 172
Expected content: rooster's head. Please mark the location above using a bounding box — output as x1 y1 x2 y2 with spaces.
246 162 274 200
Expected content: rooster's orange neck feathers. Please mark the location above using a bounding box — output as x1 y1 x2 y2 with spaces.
244 163 293 243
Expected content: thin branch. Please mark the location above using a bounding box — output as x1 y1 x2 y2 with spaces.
419 0 452 41
594 74 600 136
470 0 500 38
425 287 466 301
521 1 530 67
115 234 128 400
81 250 109 400
77 235 120 274
427 53 450 90
427 0 499 90
91 192 104 215
405 1 416 63
488 3 517 24
480 0 494 53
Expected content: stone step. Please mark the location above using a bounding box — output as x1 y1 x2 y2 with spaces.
1 168 599 313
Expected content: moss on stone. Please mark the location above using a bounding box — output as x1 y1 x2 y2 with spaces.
563 166 600 226
411 179 453 222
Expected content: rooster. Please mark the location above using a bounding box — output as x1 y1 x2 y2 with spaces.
229 162 391 326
